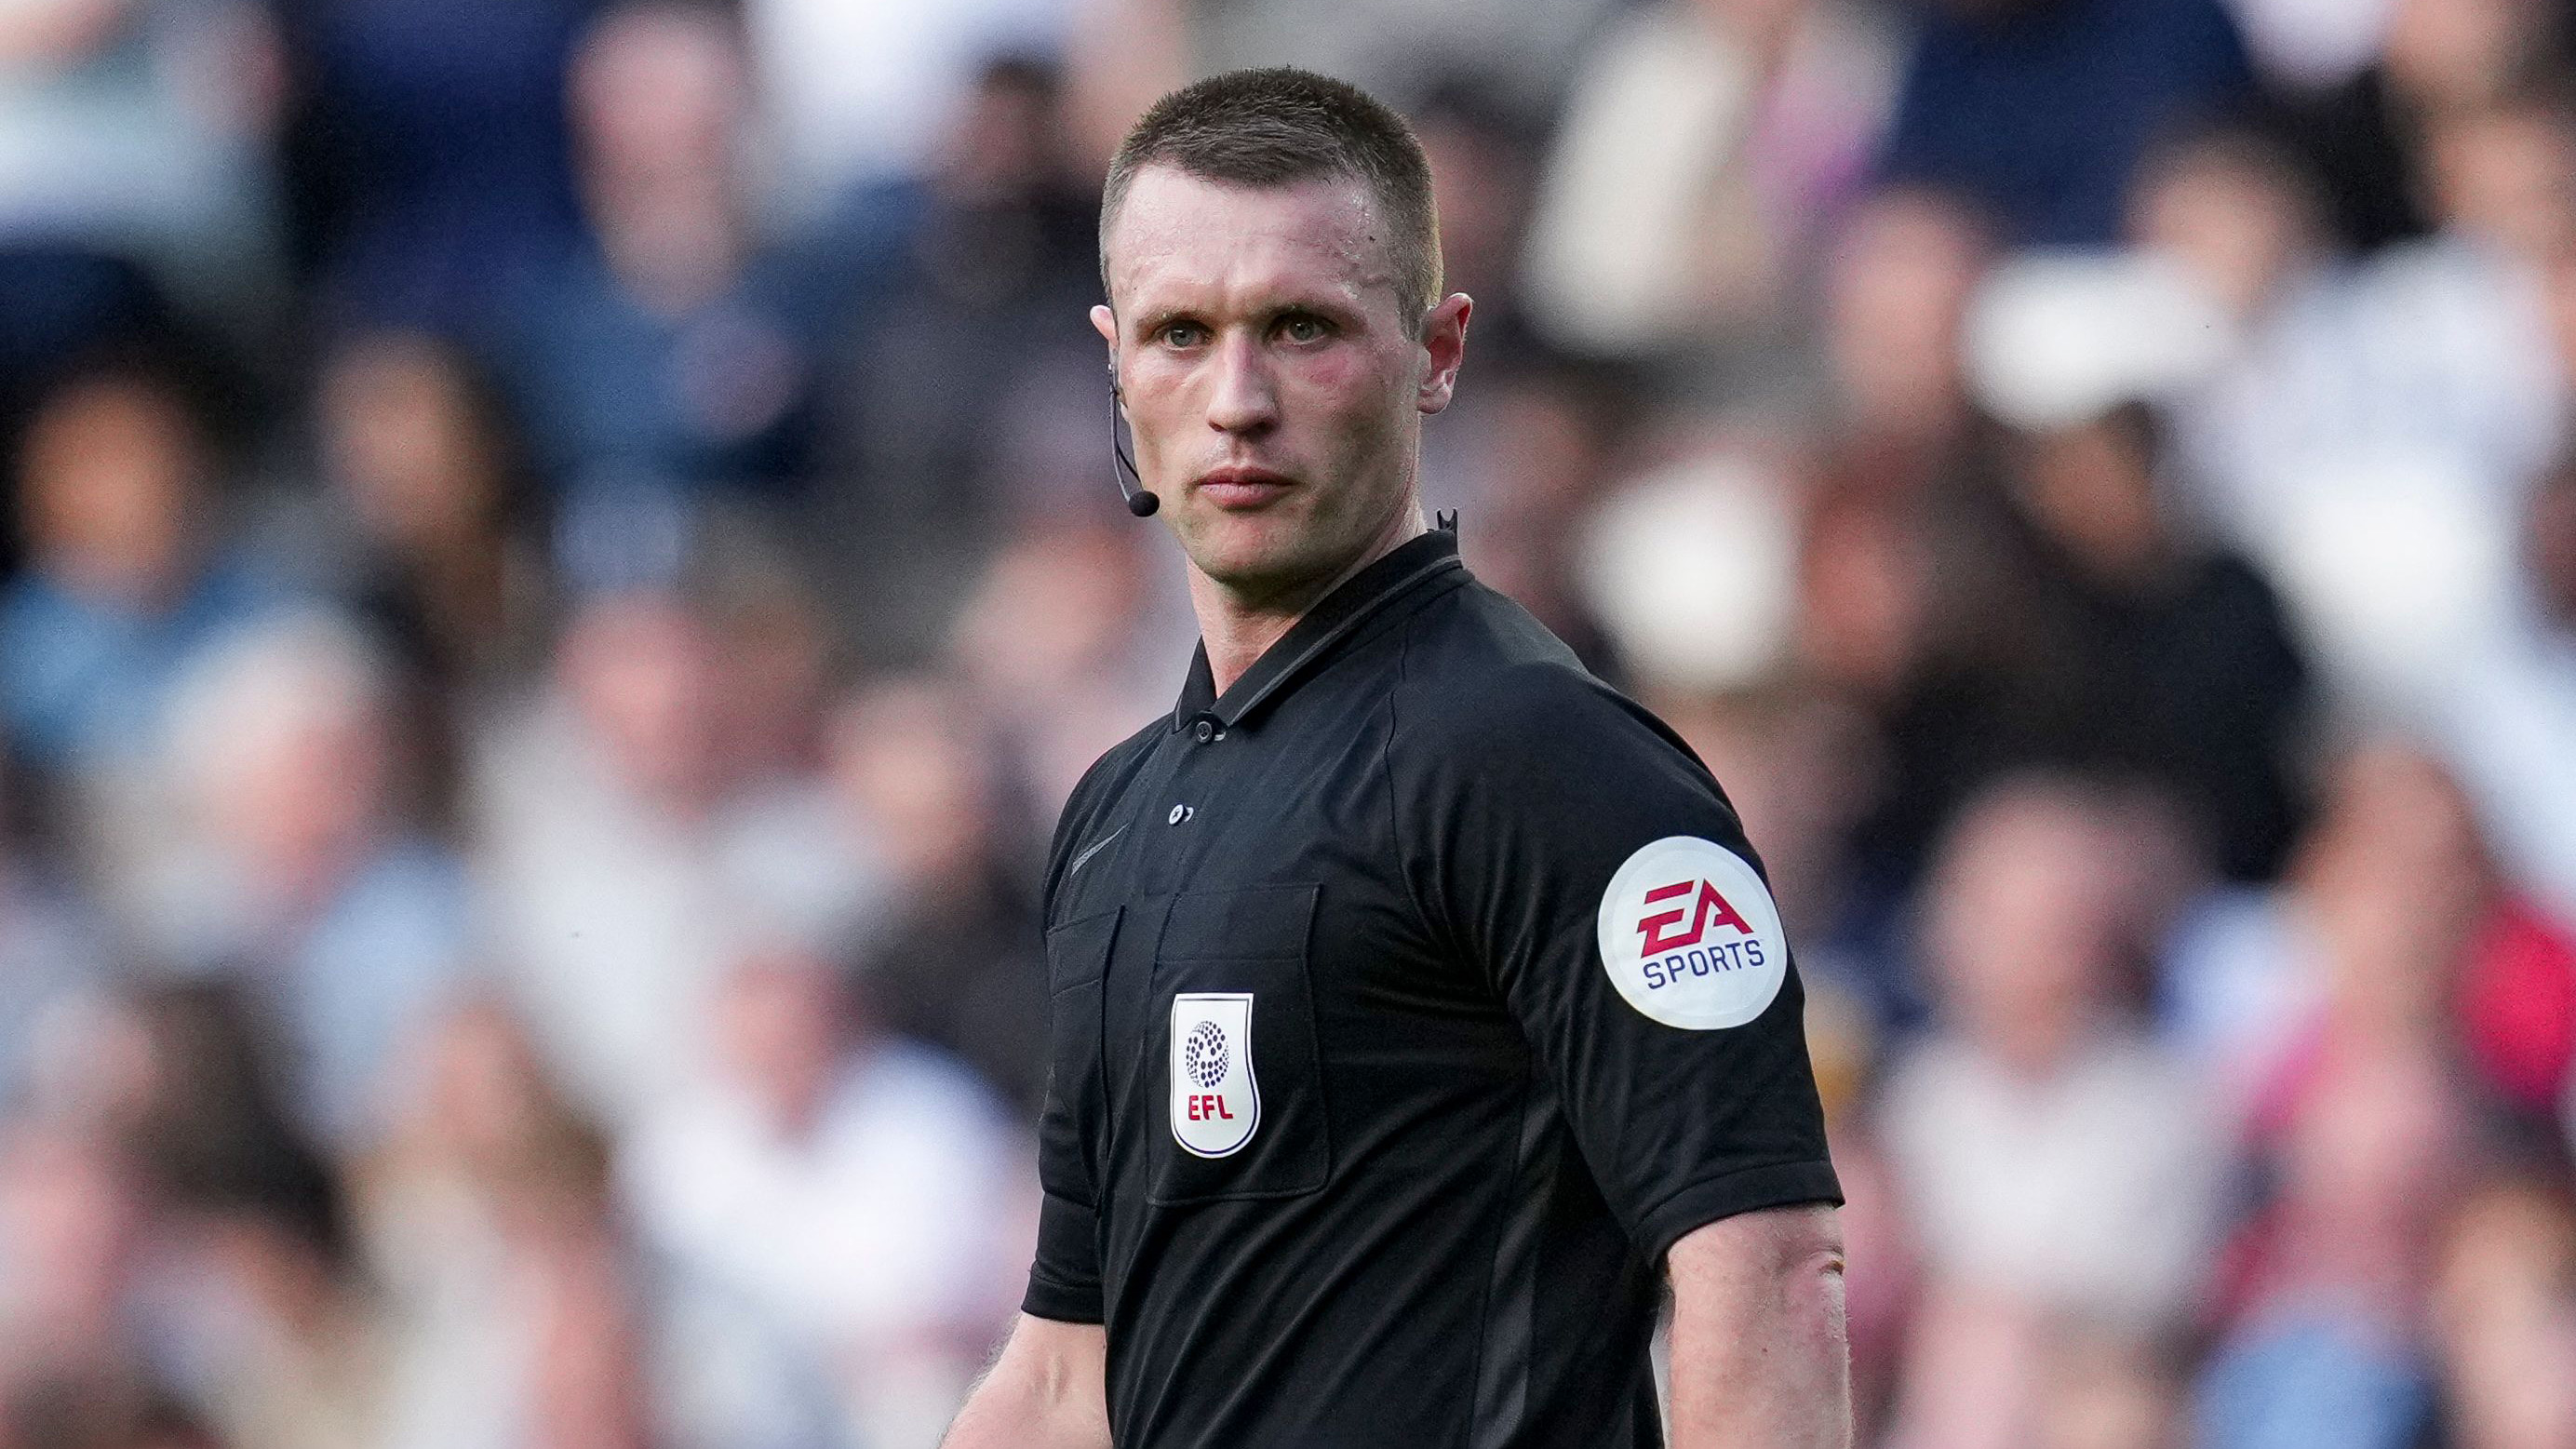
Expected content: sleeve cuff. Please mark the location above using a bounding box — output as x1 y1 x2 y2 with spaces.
1022 1187 1106 1322
1021 1268 1106 1324
1633 1158 1845 1267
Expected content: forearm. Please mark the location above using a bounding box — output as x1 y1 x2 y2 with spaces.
941 1384 1109 1449
1666 1203 1851 1449
940 1315 1114 1449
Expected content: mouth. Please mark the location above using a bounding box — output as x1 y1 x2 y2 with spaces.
1191 465 1298 510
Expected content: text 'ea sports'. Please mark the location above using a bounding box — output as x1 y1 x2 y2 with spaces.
1635 877 1767 991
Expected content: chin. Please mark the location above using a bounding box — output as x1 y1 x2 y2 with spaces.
1185 521 1334 597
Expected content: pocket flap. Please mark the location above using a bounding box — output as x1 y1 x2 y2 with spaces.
1159 883 1317 960
1045 906 1120 994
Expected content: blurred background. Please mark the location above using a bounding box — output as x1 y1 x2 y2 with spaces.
0 0 2573 1444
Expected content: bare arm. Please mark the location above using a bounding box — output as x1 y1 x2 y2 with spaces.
940 1314 1113 1449
1666 1202 1850 1449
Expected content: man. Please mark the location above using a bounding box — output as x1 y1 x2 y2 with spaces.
942 68 1847 1448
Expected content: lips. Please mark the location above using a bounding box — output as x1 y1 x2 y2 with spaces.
1193 465 1296 509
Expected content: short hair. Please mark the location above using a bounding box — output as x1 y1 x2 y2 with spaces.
1101 67 1442 315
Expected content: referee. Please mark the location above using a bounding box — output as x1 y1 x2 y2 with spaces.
943 68 1847 1448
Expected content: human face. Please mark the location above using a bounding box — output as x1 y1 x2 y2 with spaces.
1096 166 1468 610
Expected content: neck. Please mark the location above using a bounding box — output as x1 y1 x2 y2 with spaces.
1191 504 1425 694
591 173 744 315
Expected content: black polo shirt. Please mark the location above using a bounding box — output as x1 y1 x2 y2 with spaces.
1023 528 1840 1448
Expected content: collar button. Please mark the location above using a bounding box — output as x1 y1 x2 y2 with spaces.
1194 718 1215 743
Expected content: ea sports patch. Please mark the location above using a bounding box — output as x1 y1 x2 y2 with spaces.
1170 993 1259 1157
1595 836 1788 1029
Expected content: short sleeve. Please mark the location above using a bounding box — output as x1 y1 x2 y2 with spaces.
1022 1188 1104 1323
1023 782 1128 1326
1397 662 1841 1264
1023 962 1107 1322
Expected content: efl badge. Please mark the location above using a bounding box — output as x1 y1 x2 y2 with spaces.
1170 993 1260 1158
1595 836 1788 1029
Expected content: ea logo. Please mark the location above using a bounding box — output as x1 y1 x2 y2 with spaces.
1170 994 1259 1157
1637 879 1754 955
1596 836 1788 1029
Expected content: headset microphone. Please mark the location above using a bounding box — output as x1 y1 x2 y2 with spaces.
1108 380 1160 517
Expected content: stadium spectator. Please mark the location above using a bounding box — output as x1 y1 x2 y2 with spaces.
1879 774 2222 1448
135 610 475 1145
155 1156 394 1449
2140 124 2352 547
620 943 1030 1446
802 54 1113 668
2253 94 2572 717
740 0 1066 210
1 7 2574 1443
2424 1170 2576 1449
358 997 619 1448
1404 82 1543 358
1431 363 1622 668
293 331 551 698
1876 0 2257 245
825 676 1047 1113
469 584 869 1122
0 749 108 1109
1522 0 1897 356
2261 0 2565 252
0 355 275 775
502 1 827 530
262 0 596 333
0 0 280 317
356 996 841 1449
1992 401 2309 879
0 1124 156 1424
2439 455 2576 934
943 522 1190 831
1818 186 1992 485
2191 746 2513 1449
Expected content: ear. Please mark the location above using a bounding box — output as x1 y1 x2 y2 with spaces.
1415 293 1473 416
1093 303 1124 408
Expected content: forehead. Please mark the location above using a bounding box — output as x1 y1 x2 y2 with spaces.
1104 165 1401 315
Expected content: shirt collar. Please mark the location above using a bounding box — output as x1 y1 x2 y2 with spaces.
1172 527 1466 732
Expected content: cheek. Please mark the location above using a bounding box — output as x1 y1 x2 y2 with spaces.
1120 374 1200 462
1288 352 1407 446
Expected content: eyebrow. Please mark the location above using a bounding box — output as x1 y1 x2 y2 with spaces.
1128 294 1367 340
1127 305 1201 341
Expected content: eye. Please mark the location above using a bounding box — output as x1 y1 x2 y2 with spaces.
1279 314 1332 343
1157 320 1209 348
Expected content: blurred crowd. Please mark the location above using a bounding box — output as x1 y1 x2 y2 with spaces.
1 0 2573 1444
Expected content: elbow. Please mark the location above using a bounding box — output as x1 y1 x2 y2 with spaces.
1771 1204 1850 1334
1665 1204 1854 1445
1786 1205 1848 1291
1670 1201 1849 1328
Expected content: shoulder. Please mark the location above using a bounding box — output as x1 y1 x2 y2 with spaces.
1389 580 1587 722
1388 582 1719 790
2187 550 2289 614
1040 714 1168 899
0 575 73 637
1057 715 1165 825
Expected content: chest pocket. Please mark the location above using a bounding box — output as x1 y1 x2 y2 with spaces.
1149 883 1332 1205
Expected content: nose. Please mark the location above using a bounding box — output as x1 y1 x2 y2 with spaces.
1204 331 1279 438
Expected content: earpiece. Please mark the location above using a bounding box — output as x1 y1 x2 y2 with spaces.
1108 364 1159 517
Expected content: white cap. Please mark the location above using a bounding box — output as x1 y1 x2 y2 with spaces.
1965 249 2234 430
